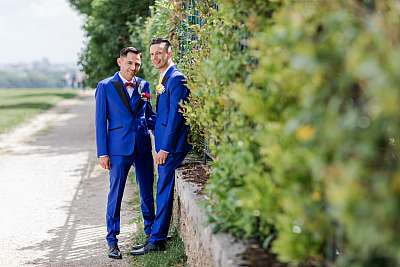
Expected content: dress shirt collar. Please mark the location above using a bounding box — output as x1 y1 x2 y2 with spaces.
118 72 135 85
160 61 175 82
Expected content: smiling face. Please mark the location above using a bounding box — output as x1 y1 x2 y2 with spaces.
117 52 141 81
150 42 172 73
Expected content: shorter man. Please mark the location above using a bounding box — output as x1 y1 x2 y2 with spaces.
131 38 191 256
95 47 156 259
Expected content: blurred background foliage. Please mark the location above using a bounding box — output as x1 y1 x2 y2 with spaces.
0 60 78 88
69 0 155 87
73 0 400 266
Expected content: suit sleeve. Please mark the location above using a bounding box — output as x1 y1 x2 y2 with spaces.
95 83 108 157
160 75 189 152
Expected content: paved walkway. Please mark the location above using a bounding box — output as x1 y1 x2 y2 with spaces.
0 91 137 266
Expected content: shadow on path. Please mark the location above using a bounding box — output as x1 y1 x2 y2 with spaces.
6 93 137 266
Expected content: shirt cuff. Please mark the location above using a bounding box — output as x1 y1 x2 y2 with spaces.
160 150 169 154
99 155 108 158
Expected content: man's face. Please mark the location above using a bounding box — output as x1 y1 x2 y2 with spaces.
150 43 170 71
117 52 141 81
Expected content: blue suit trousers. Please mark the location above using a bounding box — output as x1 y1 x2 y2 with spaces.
149 152 187 244
106 152 155 246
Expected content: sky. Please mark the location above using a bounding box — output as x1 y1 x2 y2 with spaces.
0 0 85 64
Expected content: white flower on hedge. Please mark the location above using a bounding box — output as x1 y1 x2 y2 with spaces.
292 225 302 234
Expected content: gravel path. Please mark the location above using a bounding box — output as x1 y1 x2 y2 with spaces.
0 91 137 266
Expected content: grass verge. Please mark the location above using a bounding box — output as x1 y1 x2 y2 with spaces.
129 175 187 267
0 88 77 134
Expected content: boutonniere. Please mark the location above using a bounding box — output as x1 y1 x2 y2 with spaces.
156 83 165 94
140 92 151 101
138 80 145 94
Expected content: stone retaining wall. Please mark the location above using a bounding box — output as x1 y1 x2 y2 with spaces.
173 168 248 267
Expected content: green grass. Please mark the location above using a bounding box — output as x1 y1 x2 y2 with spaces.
129 228 187 267
0 88 77 134
129 174 187 267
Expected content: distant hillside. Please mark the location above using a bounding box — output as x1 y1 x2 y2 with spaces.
0 59 84 88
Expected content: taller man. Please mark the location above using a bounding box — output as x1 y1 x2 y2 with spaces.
95 47 156 259
131 38 192 255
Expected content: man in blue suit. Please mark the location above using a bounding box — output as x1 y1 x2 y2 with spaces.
95 47 156 259
131 38 192 256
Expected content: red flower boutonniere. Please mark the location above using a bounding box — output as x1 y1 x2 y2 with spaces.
141 92 151 101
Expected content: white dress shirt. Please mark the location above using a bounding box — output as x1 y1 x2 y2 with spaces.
118 72 135 98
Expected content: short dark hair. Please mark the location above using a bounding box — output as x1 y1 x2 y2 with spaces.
119 47 140 57
150 38 171 51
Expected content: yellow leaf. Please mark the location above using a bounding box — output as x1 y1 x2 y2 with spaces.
295 125 315 141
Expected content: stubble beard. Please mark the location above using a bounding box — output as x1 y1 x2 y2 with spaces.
121 70 135 81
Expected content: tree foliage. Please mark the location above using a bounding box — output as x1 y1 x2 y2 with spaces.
68 0 154 87
0 61 77 88
139 0 174 87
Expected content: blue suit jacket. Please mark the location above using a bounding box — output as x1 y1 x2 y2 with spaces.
95 72 155 157
154 65 192 153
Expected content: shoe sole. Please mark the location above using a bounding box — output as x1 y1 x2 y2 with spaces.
108 255 122 259
130 252 146 256
130 248 165 256
131 245 145 250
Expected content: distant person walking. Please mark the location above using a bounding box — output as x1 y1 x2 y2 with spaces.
131 38 191 255
95 47 156 259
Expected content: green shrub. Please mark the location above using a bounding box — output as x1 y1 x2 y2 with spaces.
140 0 400 266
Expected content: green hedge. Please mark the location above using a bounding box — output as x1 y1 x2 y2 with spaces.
139 0 400 266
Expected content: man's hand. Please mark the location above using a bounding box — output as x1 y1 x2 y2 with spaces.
99 156 110 170
155 150 168 165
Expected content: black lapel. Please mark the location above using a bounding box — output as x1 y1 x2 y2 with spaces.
112 80 133 115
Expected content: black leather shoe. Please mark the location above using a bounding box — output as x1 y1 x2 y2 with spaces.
131 235 150 250
130 242 166 256
108 244 122 259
